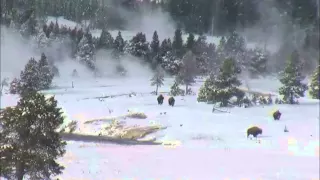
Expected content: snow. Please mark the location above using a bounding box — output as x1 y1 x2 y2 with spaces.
1 76 319 179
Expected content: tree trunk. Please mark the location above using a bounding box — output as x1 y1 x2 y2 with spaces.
155 85 158 95
15 161 24 180
186 84 188 95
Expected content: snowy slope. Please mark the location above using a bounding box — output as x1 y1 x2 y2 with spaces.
2 76 318 179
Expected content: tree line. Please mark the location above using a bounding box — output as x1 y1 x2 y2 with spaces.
1 0 318 34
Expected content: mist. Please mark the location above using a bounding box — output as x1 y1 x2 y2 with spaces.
0 26 38 79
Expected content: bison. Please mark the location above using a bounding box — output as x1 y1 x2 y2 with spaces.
247 126 263 138
273 110 281 120
168 97 175 107
157 94 164 105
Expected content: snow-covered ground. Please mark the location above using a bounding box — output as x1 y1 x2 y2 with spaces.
1 76 319 180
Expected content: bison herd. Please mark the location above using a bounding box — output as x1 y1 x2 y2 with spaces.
157 94 175 107
156 94 286 140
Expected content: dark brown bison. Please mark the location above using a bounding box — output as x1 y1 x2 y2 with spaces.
247 126 263 138
168 97 175 106
157 94 164 105
273 110 281 120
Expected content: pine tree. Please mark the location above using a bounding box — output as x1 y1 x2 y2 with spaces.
248 47 268 78
76 32 96 71
151 65 165 95
193 35 210 74
19 10 38 37
197 73 216 102
19 58 41 95
150 31 160 56
0 91 66 180
170 81 184 96
202 58 242 107
9 78 22 94
186 33 195 50
98 28 114 49
172 28 184 57
279 50 308 104
35 31 49 48
160 38 172 57
176 51 197 94
38 53 54 89
128 32 149 59
308 65 319 99
112 31 125 60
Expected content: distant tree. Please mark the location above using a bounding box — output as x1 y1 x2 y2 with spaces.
9 78 22 94
112 31 125 60
199 58 243 107
248 47 268 78
193 35 210 74
76 32 96 71
150 31 160 56
150 31 161 69
0 78 9 96
35 31 49 48
150 65 165 95
176 50 197 94
0 91 66 180
309 65 319 99
186 33 195 50
38 53 54 90
279 50 308 104
170 80 184 96
19 10 37 37
51 64 60 77
98 28 114 49
72 69 79 77
19 58 41 95
128 32 149 59
172 28 184 57
160 38 172 57
197 73 216 102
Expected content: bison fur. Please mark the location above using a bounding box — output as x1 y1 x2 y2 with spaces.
157 94 164 105
168 97 175 106
273 110 281 120
247 126 263 138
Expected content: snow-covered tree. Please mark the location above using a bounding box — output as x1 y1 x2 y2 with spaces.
72 69 79 77
98 28 114 49
151 65 165 95
9 78 22 94
150 31 161 69
128 32 149 60
197 73 216 102
19 11 37 37
279 50 308 104
176 51 197 94
19 58 41 95
0 91 66 180
172 28 184 57
248 47 268 78
193 35 210 74
0 78 9 96
160 38 172 57
200 58 243 107
170 81 184 96
186 33 195 50
162 51 181 75
76 32 96 71
35 31 49 49
38 53 54 89
150 31 160 56
112 31 125 60
308 65 319 99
